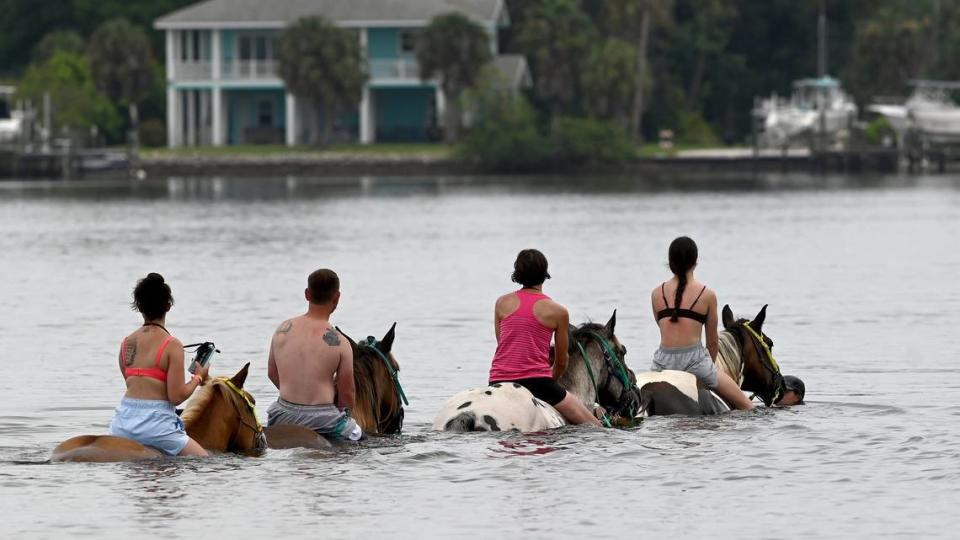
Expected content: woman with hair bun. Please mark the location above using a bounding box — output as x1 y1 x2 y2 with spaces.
488 249 601 425
108 273 210 455
651 237 753 410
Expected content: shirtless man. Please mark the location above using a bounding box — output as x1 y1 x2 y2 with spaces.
266 269 363 441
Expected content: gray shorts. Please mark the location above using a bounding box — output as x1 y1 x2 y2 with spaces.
652 344 719 389
267 398 363 441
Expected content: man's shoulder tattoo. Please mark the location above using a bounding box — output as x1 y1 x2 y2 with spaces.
276 320 293 335
322 329 341 347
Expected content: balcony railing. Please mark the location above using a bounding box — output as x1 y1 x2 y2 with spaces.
175 61 212 80
369 59 420 80
222 59 279 80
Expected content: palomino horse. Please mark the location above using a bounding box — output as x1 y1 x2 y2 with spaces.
433 311 640 432
51 363 266 462
636 304 785 416
263 323 407 449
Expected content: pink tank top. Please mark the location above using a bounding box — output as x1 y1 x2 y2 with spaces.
489 290 555 381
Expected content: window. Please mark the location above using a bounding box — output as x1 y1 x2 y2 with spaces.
400 31 417 53
239 36 252 61
255 36 268 60
258 100 273 127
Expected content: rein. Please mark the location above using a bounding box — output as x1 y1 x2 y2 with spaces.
357 337 408 434
738 321 784 406
217 377 266 451
574 330 638 425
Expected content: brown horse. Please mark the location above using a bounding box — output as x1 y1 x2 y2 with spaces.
263 323 406 449
51 364 265 462
636 304 785 416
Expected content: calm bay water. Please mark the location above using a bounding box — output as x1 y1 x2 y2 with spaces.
1 173 958 539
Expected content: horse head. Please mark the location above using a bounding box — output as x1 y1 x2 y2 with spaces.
566 310 640 422
722 304 785 407
339 323 406 435
182 363 266 454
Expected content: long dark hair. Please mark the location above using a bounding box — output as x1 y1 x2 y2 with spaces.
668 237 698 322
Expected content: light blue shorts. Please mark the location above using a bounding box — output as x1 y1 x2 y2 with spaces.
109 398 190 456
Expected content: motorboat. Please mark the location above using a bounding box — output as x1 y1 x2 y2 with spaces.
867 80 960 145
754 77 858 148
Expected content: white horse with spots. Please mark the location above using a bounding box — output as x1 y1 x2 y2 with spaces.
433 312 640 432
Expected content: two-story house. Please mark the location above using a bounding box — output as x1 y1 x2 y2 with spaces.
154 0 529 147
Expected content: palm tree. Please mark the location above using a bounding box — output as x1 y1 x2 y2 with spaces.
416 13 492 143
86 18 156 149
276 16 367 146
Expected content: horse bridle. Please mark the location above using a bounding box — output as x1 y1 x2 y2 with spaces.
358 337 408 434
574 331 639 424
732 321 784 406
217 378 267 452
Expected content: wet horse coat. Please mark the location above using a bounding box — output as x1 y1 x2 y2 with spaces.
434 312 637 432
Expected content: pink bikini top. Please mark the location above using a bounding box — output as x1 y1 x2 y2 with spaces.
122 335 173 382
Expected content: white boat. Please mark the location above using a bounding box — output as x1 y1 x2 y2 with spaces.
867 81 960 145
0 85 24 143
754 77 858 148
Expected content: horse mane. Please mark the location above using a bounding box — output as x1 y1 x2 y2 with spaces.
716 330 743 384
352 348 402 433
180 381 218 428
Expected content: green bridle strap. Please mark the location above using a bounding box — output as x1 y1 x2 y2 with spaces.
587 331 633 390
360 337 409 407
574 340 612 428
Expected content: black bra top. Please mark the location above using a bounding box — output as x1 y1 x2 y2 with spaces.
656 283 708 324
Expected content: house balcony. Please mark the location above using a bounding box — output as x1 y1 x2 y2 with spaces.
369 59 420 80
222 60 279 80
175 61 212 80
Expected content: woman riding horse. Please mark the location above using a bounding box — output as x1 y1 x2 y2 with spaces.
488 249 601 426
650 237 753 410
109 273 210 456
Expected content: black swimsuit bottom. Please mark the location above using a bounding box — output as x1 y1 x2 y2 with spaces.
489 377 567 406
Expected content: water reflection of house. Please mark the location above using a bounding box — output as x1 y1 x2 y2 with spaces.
154 0 528 147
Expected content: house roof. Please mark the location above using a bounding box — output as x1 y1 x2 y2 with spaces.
155 0 506 29
491 55 531 90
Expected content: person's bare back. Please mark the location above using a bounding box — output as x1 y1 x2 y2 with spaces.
268 315 352 406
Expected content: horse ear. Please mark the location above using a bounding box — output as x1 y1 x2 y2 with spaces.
605 309 617 334
380 322 397 353
230 362 250 388
753 304 768 332
722 305 735 329
335 326 358 348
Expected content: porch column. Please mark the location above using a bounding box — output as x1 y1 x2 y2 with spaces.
166 87 179 148
211 29 221 80
435 85 446 120
360 85 374 144
212 87 224 146
166 30 176 79
186 89 197 146
285 92 296 146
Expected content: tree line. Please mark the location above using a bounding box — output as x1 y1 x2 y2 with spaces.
2 0 958 156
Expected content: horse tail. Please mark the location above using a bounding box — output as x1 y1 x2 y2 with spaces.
442 412 480 432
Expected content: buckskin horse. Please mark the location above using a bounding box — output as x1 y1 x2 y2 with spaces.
263 323 407 449
636 304 785 416
51 363 265 462
433 311 640 432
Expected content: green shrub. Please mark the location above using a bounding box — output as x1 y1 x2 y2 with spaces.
864 117 895 146
458 93 552 171
676 111 719 145
549 116 634 164
139 118 166 147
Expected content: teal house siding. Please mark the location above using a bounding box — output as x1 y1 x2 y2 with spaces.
227 89 286 144
375 87 435 142
368 28 401 59
222 29 235 61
